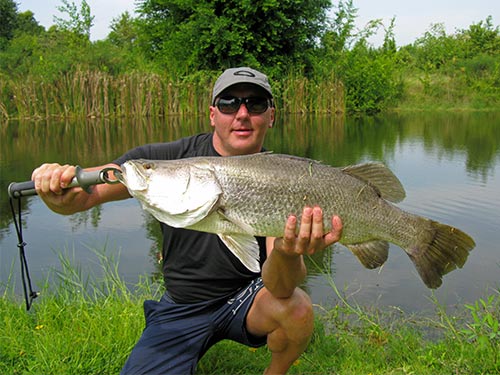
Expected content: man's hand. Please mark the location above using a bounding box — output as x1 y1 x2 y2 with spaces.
31 163 129 215
31 163 84 214
262 206 343 298
273 206 343 257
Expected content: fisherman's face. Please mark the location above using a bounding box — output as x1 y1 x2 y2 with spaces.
210 84 275 156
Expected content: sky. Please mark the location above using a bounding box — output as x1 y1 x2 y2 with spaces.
17 0 137 40
17 0 499 46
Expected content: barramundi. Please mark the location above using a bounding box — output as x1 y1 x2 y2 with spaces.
117 153 475 289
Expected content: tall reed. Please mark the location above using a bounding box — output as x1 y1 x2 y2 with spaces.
0 70 345 119
277 72 345 114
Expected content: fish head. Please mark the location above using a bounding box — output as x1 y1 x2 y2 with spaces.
119 158 222 228
119 159 192 203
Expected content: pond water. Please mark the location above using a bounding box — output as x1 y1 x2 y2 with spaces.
1 111 499 314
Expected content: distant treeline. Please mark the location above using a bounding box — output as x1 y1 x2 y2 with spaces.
0 0 498 118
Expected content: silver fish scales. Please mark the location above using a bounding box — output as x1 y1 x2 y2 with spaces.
117 153 475 289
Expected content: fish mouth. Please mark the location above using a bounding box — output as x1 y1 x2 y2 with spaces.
118 162 148 191
114 169 125 182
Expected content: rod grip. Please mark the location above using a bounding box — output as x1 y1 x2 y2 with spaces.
7 167 107 199
8 181 36 198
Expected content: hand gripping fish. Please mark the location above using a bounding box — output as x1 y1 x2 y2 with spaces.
117 153 475 289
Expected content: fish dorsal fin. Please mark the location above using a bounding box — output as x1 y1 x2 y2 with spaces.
146 164 222 227
346 241 389 269
219 233 260 273
342 163 406 203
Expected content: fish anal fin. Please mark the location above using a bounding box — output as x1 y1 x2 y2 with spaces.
342 163 406 203
346 241 389 269
219 233 260 273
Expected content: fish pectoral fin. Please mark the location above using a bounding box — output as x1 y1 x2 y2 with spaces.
346 241 389 269
342 163 406 203
216 209 255 234
219 233 260 273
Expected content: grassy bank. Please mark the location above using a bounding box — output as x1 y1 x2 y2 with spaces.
1 250 499 374
393 70 500 112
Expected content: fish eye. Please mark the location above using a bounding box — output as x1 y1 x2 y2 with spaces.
143 162 154 170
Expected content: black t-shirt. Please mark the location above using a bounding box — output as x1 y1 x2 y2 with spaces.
113 133 267 303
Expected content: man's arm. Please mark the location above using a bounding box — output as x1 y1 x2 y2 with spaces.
262 206 343 299
31 163 130 215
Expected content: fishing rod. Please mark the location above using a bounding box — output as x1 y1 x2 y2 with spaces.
7 166 121 311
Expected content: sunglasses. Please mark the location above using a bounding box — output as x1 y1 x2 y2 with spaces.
215 96 272 114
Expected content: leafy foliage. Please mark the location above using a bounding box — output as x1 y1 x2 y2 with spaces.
315 0 403 113
15 10 45 36
54 0 94 39
396 15 500 109
0 0 18 49
136 0 331 75
0 0 498 115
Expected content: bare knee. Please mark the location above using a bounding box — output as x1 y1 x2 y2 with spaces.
247 286 313 339
266 288 314 355
272 288 314 342
285 288 314 335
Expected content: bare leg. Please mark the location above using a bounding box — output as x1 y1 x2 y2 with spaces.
246 287 314 374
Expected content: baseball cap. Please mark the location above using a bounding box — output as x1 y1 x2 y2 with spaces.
212 67 273 104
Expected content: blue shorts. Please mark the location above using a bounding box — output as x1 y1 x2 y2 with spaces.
120 277 266 375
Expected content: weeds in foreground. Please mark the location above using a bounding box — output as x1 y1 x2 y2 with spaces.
0 247 499 374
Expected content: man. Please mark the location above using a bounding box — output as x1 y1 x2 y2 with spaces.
32 67 343 374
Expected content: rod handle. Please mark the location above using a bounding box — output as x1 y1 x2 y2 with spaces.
8 166 116 199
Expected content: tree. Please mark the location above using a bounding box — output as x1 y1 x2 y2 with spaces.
54 0 94 40
92 11 150 74
413 23 458 70
316 0 402 113
459 16 499 57
136 0 331 75
16 11 45 36
321 0 358 57
108 11 138 48
0 0 17 49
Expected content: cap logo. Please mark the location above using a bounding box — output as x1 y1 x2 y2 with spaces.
234 70 256 77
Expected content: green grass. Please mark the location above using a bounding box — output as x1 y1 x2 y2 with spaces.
392 69 500 112
1 248 499 374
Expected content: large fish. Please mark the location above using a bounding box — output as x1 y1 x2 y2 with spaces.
117 153 475 289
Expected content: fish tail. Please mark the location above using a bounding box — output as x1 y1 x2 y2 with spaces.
407 220 475 288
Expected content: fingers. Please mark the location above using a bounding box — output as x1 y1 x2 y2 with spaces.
325 215 343 246
275 206 343 257
276 214 299 255
297 206 314 249
309 206 327 252
32 163 76 195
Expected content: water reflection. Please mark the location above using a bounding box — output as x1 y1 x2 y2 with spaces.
1 111 499 313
